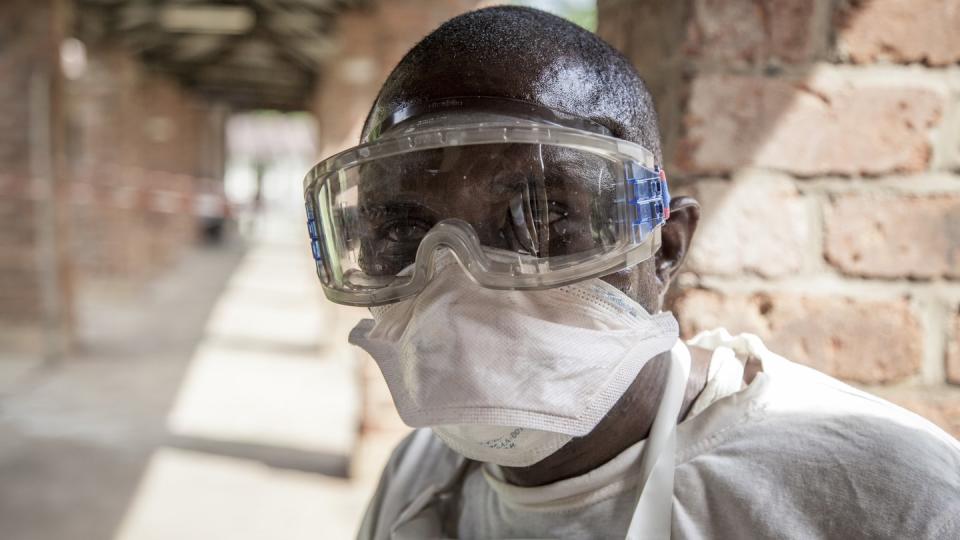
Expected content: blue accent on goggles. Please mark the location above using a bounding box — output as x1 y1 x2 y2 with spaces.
625 163 670 244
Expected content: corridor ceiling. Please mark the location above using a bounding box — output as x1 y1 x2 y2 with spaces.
76 0 369 111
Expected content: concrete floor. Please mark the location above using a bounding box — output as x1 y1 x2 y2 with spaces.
0 209 407 540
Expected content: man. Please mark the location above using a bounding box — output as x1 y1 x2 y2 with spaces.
303 7 960 539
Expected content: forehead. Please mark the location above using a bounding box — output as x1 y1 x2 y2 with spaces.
362 49 635 144
358 6 659 157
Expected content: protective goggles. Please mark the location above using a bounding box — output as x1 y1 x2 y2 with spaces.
303 98 670 306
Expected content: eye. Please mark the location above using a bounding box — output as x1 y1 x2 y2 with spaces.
547 202 569 225
383 219 431 243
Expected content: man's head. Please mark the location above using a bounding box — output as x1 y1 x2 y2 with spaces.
361 6 699 311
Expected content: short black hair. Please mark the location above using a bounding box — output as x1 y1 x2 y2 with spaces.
361 6 662 162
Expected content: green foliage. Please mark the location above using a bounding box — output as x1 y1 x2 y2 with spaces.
507 0 597 31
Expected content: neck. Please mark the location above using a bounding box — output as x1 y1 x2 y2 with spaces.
499 346 712 487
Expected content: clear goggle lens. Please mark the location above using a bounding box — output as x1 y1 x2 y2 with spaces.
305 126 668 306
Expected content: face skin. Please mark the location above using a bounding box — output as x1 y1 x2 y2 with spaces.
359 6 712 486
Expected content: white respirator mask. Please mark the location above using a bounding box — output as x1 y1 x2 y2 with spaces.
349 251 679 467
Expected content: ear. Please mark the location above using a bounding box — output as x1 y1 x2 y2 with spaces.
655 196 700 287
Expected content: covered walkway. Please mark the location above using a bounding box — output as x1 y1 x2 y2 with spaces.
0 201 406 539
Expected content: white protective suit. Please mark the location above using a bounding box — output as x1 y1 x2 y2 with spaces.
357 329 960 539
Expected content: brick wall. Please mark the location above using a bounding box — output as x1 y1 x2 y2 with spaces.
599 0 960 437
0 0 73 356
311 0 483 157
66 41 226 285
0 4 226 357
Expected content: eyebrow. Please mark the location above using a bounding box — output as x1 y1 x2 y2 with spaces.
543 152 615 193
359 199 439 220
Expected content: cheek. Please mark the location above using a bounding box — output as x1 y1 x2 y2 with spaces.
599 260 661 313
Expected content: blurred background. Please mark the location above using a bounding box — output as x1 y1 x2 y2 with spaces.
1 0 958 538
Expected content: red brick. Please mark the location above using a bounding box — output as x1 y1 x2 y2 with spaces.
0 0 50 180
65 39 227 287
948 309 960 385
836 0 960 66
0 268 42 323
674 289 923 384
686 172 809 277
824 193 960 279
875 387 960 439
0 0 72 340
684 0 817 66
676 74 944 176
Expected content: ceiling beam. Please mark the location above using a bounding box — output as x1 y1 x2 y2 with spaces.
74 0 371 111
158 4 256 34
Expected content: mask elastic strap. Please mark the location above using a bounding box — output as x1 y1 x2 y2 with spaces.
624 341 691 540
